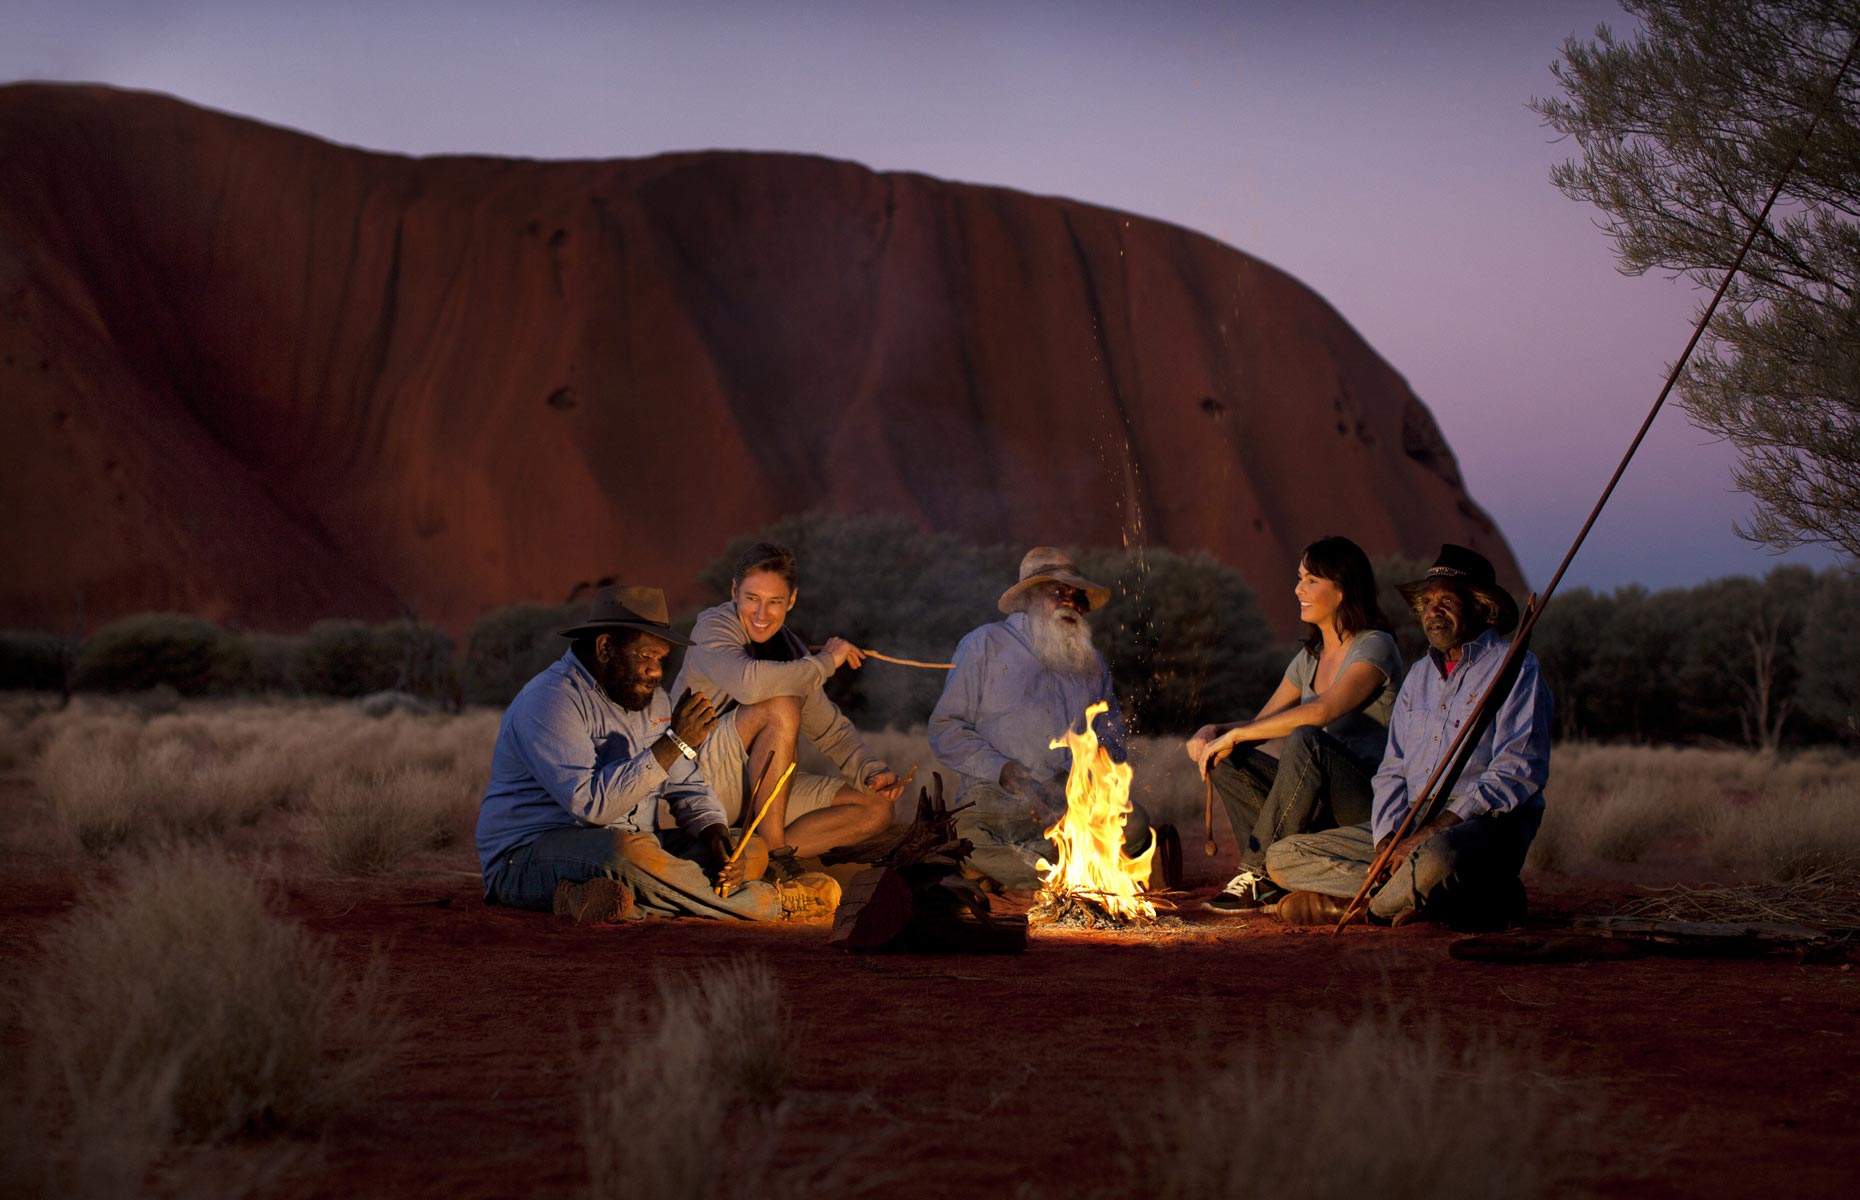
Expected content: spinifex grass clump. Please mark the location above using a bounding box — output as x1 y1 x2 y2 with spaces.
15 848 404 1190
307 765 480 876
1126 1010 1607 1200
579 957 791 1200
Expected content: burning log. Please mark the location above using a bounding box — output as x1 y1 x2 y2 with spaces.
828 772 1028 955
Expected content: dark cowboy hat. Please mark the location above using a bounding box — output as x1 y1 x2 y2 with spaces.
997 546 1112 614
557 585 692 645
1396 544 1520 635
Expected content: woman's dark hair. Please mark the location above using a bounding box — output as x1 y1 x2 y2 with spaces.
733 542 798 593
1299 535 1391 656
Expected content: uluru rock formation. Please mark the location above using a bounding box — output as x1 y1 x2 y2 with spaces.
0 83 1519 637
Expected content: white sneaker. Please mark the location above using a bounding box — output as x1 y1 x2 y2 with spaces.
1202 869 1276 915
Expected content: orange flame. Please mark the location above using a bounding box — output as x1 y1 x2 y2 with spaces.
1036 701 1156 920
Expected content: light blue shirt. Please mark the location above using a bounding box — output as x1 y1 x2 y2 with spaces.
927 611 1127 797
1369 627 1553 845
474 649 725 890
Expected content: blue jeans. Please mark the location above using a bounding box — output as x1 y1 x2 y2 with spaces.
1211 726 1375 875
1264 806 1541 927
487 825 780 921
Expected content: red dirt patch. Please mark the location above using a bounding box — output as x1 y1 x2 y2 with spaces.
3 781 1856 1198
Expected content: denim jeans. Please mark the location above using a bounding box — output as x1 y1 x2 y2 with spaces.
1264 806 1540 926
1210 726 1375 875
487 825 780 921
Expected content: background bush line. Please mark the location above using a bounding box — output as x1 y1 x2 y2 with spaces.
2 513 1856 744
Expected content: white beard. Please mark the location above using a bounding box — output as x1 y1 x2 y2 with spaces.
1027 607 1101 676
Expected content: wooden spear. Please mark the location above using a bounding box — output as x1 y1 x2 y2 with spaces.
1334 25 1860 934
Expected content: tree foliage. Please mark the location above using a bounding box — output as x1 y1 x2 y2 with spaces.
1533 0 1860 559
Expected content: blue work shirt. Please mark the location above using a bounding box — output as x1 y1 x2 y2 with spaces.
474 649 725 892
1369 627 1553 845
928 611 1127 798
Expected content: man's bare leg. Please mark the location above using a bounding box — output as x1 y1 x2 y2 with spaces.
728 694 800 840
782 787 893 859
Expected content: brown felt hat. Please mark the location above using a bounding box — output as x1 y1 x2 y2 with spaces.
557 585 692 645
1396 544 1519 635
997 547 1111 614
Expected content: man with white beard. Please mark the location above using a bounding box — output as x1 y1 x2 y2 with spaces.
929 547 1153 889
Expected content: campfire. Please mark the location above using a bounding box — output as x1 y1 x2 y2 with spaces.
1029 701 1158 928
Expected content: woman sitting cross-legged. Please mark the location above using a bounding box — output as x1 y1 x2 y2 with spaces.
1185 536 1403 914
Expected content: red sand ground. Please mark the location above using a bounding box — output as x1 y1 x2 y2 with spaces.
2 786 1856 1199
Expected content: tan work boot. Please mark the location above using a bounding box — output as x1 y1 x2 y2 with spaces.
552 876 637 924
766 847 841 918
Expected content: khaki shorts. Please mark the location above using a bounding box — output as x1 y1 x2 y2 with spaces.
658 709 846 828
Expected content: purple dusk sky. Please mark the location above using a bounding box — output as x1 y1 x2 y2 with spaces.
5 0 1845 592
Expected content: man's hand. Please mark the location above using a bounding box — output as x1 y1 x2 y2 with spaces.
999 760 1033 797
864 769 905 801
823 637 866 670
670 688 720 748
1376 812 1464 879
703 823 748 897
1185 724 1222 763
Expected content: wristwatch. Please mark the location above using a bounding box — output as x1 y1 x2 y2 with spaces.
664 729 699 761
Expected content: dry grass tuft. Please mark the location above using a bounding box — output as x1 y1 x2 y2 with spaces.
12 847 404 1191
1126 1010 1606 1200
29 700 498 859
1616 864 1860 931
579 957 791 1200
1533 743 1860 881
307 766 479 876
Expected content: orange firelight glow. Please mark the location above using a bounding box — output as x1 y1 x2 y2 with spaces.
1036 701 1156 921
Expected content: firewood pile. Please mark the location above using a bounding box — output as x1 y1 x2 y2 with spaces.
824 773 1028 954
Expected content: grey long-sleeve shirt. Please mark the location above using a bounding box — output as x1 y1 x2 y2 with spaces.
669 603 888 788
927 612 1127 799
474 649 725 891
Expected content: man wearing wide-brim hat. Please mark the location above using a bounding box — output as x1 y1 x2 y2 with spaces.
928 547 1154 890
1265 544 1552 929
475 585 781 923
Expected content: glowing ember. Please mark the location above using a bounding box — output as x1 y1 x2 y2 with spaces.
1035 701 1156 922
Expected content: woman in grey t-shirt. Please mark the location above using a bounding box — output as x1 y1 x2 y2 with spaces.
1185 536 1403 913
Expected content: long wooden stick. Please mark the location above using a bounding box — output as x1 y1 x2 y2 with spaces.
809 644 954 669
729 763 795 864
1334 30 1860 934
717 762 796 899
1203 775 1217 857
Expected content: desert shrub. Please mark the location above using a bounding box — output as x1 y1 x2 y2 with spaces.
1125 1010 1604 1200
1075 546 1284 736
0 630 69 692
17 848 403 1173
236 632 302 694
580 958 790 1199
460 603 580 707
73 614 238 696
307 767 475 875
293 620 454 700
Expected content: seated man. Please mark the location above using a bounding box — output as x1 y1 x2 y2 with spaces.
475 586 780 923
670 542 903 907
1266 545 1551 929
928 547 1152 890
